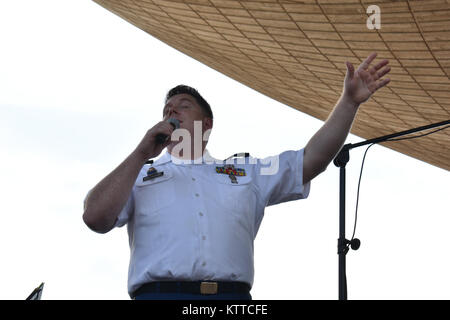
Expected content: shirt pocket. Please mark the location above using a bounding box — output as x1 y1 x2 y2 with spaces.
211 173 257 235
135 167 175 214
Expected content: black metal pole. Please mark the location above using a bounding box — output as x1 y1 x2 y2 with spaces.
333 119 449 300
334 147 350 300
347 119 450 151
338 165 347 300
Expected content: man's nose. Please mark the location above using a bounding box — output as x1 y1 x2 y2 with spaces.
167 105 178 117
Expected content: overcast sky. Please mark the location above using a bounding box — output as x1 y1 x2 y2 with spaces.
1 1 449 300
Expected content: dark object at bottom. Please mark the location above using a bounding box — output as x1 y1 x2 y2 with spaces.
132 281 251 299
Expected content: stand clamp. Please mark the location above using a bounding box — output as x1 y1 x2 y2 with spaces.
338 238 361 255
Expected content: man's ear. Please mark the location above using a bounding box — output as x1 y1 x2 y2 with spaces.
203 117 213 131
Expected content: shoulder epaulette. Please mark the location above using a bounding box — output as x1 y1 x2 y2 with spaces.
223 152 250 161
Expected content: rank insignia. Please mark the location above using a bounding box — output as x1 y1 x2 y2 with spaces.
143 167 164 181
215 164 246 184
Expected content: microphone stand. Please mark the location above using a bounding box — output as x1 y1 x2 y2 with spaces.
333 119 450 300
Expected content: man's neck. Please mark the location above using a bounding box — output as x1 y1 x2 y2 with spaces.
167 143 207 161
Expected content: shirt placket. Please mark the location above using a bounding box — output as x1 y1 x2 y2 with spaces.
189 165 209 270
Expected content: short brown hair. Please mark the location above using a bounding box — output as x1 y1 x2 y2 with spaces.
165 85 213 119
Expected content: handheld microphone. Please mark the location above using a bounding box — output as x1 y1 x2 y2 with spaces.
156 118 180 144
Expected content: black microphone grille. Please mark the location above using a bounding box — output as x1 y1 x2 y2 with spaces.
168 118 180 129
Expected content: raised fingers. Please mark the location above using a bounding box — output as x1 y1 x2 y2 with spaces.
373 59 389 71
358 52 377 71
376 77 391 90
376 65 391 80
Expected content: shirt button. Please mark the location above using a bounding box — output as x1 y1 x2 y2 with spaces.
192 177 196 181
199 212 203 217
202 262 206 267
202 236 206 240
195 193 199 197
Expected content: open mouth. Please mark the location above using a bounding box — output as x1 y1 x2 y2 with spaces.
166 117 182 125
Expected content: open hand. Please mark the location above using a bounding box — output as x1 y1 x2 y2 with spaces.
343 52 391 106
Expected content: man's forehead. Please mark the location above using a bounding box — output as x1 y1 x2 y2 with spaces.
165 94 197 106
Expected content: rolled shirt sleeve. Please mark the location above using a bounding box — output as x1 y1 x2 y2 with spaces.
252 148 310 207
114 190 134 228
83 187 135 229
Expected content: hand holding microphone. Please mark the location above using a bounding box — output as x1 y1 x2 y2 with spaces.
156 118 180 144
135 118 181 161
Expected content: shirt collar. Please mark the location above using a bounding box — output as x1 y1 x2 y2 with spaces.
153 149 222 166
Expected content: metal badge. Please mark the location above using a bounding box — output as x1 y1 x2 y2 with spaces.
143 167 164 181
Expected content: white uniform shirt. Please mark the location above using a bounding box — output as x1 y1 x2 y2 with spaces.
114 149 311 296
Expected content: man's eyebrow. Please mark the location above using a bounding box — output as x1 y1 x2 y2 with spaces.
179 98 194 104
164 98 195 111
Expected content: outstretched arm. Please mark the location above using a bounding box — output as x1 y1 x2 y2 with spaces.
303 52 391 184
